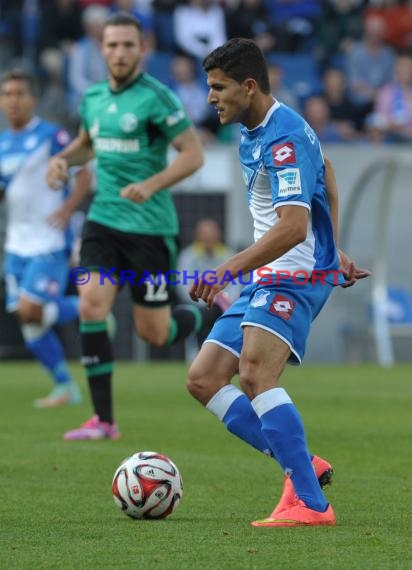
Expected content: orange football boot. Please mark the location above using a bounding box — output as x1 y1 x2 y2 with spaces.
252 499 336 527
269 455 334 517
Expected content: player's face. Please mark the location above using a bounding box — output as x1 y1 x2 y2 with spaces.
0 80 36 130
207 68 253 127
102 24 145 87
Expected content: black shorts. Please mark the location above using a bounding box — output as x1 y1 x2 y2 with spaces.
80 220 178 307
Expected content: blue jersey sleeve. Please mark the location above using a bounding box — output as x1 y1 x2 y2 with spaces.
263 134 319 210
50 127 71 156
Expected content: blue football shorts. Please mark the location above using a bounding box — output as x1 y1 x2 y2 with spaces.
205 277 334 364
4 250 70 312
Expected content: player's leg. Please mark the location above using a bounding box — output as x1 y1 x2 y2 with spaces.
187 287 275 454
64 221 120 440
128 234 228 347
187 287 333 519
7 251 82 407
19 250 80 329
240 282 335 526
18 296 82 408
188 341 277 455
41 295 79 328
64 273 119 440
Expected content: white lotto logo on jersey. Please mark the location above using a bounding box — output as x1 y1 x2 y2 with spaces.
273 299 292 312
272 142 296 165
277 168 302 197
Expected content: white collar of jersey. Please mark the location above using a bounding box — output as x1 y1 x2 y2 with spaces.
246 99 280 133
17 116 41 134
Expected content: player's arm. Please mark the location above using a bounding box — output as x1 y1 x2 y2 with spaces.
191 205 308 307
46 128 94 189
47 166 92 230
324 156 371 286
120 126 204 203
324 155 339 245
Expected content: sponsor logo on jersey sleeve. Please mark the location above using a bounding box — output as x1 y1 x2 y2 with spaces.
269 294 296 320
166 109 186 127
56 129 70 146
277 168 302 197
272 142 296 165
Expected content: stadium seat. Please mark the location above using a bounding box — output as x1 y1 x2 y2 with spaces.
144 51 173 85
267 52 321 101
342 286 412 363
370 286 412 325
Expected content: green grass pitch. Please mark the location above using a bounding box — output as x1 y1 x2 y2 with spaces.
1 361 411 569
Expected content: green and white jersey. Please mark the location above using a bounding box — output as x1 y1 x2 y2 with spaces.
80 72 192 235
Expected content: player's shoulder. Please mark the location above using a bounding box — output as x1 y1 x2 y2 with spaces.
272 103 307 140
138 72 171 93
84 80 109 100
268 102 319 150
35 117 59 133
35 118 71 144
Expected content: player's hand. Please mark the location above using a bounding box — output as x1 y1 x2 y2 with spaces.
120 183 154 204
47 157 69 189
47 205 71 230
189 266 229 308
339 249 371 288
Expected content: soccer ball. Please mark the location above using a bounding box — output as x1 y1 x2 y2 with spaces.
112 451 183 520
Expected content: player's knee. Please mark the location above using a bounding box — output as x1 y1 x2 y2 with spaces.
187 363 220 405
16 306 31 324
136 324 168 346
238 356 260 397
79 296 107 321
187 369 206 403
140 331 168 346
16 303 42 324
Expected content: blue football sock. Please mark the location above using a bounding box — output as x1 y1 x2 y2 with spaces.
25 328 72 385
252 387 327 512
43 296 79 327
206 385 273 457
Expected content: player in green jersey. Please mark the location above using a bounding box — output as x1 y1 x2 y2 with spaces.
46 12 227 440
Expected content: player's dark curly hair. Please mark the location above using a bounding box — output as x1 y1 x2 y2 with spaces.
203 38 271 94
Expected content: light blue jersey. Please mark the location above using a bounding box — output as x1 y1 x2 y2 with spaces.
206 100 342 363
239 100 341 283
0 117 72 310
0 117 71 256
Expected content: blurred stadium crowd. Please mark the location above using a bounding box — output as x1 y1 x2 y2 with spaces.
2 0 412 144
